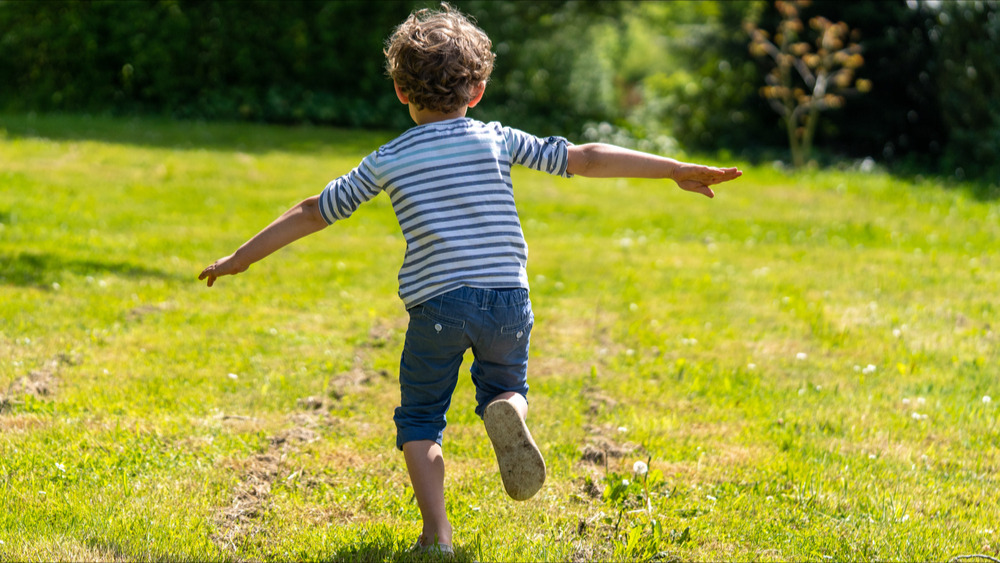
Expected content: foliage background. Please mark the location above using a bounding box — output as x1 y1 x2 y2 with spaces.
1 0 998 184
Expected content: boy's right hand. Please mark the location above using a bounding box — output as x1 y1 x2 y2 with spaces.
672 163 742 199
199 255 248 287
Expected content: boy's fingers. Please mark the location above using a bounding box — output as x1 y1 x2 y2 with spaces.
199 265 219 286
702 167 742 186
679 180 715 198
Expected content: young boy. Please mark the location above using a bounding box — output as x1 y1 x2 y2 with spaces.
199 3 741 555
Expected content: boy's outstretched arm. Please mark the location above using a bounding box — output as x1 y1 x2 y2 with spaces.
199 196 328 287
566 143 742 198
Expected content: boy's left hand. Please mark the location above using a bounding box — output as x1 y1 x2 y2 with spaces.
673 164 742 198
199 255 248 287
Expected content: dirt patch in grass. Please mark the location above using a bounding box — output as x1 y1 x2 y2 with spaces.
576 376 645 468
0 353 77 414
211 405 328 553
0 413 48 432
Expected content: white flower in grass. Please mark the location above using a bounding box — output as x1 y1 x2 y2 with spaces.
983 396 992 404
55 463 66 473
227 373 239 380
622 479 630 486
617 426 628 434
747 363 757 371
862 364 877 375
796 352 807 361
633 461 648 475
916 396 926 406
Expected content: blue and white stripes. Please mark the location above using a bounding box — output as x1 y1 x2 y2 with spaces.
318 118 571 308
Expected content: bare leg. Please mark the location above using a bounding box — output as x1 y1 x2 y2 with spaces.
402 440 453 547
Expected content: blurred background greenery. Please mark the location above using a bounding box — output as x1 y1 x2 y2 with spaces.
1 0 997 187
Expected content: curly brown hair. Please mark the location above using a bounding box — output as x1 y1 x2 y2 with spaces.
384 3 496 114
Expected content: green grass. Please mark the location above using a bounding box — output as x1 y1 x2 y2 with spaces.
1 112 998 562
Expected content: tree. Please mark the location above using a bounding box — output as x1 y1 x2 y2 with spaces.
747 0 871 168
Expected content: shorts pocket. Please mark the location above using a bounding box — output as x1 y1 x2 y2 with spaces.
413 304 466 330
500 311 533 339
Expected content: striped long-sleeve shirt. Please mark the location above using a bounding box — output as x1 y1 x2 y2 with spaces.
318 117 572 308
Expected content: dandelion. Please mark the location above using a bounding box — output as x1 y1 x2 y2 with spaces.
227 373 239 380
622 479 630 486
983 396 992 404
617 426 628 434
862 364 877 375
796 352 807 361
633 461 648 475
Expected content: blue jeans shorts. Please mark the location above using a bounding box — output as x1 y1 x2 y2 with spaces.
394 286 534 450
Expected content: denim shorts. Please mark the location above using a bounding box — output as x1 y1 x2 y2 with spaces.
394 286 533 450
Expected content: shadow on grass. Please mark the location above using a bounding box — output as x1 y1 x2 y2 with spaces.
318 526 481 563
0 251 184 289
0 112 394 155
327 542 477 563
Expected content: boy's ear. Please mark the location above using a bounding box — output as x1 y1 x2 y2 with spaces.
393 81 409 105
467 81 486 109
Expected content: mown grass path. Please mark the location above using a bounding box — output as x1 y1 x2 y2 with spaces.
1 114 998 562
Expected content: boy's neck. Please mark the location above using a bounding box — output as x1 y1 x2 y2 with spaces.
409 104 469 126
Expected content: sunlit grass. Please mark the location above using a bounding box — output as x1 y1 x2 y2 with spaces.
1 113 998 562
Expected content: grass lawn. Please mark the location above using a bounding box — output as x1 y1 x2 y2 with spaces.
1 112 998 562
